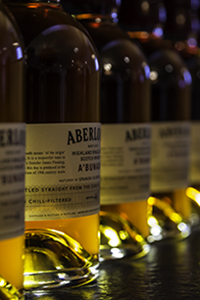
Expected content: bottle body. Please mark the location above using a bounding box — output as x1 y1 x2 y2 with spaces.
0 2 25 290
119 0 192 241
185 55 200 224
67 12 151 259
100 123 151 239
147 48 191 241
4 1 100 289
98 31 151 238
25 123 100 257
163 0 200 225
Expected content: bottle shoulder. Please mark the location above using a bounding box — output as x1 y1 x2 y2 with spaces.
148 48 192 84
100 38 149 76
0 3 24 63
6 3 100 73
0 3 24 123
80 20 149 78
80 20 130 48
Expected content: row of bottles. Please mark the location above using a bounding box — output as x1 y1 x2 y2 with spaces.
1 0 200 295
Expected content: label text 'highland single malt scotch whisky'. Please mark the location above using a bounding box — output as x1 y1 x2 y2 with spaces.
100 123 151 204
0 123 25 241
151 122 190 192
25 123 101 221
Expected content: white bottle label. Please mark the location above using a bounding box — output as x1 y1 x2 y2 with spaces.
25 123 100 221
189 122 200 184
151 122 190 192
100 124 151 205
0 123 25 241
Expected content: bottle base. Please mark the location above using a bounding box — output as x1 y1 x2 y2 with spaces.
0 275 24 300
99 211 150 261
147 196 191 243
186 187 200 227
24 229 99 290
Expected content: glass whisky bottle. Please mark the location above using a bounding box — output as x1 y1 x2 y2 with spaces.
3 0 100 290
61 0 151 260
119 0 192 242
164 0 200 226
0 1 25 295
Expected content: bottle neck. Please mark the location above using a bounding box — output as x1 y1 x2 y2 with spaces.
127 30 163 43
60 0 119 22
3 0 60 4
75 13 116 24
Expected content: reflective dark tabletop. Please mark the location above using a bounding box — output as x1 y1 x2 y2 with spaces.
26 227 200 300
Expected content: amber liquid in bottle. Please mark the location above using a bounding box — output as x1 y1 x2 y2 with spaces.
61 0 151 259
0 1 25 294
119 0 191 242
4 1 100 289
